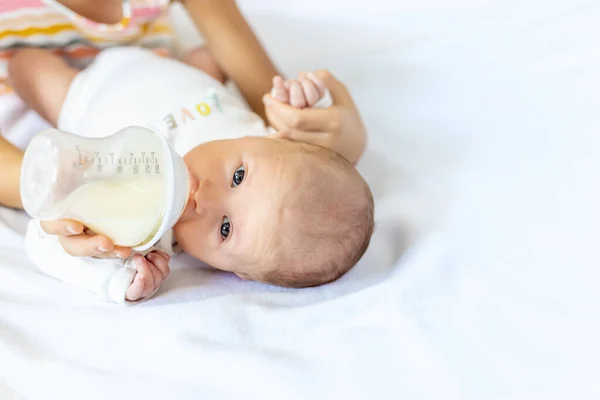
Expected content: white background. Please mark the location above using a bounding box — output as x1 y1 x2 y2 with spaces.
1 0 600 398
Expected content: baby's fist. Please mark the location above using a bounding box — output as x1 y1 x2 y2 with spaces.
126 251 170 301
271 72 326 109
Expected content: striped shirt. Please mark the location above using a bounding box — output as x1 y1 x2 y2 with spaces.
0 0 175 96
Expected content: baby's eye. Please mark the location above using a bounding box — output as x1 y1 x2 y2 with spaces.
232 165 245 187
221 216 231 239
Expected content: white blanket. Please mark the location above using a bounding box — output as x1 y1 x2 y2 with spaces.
1 0 599 398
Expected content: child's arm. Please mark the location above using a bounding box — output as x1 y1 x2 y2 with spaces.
7 48 77 127
0 49 73 208
0 136 24 208
181 0 279 123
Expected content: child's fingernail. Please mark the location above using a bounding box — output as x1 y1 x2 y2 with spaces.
67 225 78 234
98 246 109 252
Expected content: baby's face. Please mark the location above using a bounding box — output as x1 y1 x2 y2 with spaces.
173 136 299 278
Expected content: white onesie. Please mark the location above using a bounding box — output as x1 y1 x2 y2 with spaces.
24 47 332 304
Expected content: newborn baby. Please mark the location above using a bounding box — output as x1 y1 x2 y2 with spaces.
8 47 374 303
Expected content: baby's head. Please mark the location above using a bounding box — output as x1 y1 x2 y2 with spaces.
173 136 374 287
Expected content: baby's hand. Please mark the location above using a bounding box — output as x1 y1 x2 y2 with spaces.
125 251 170 301
271 72 327 109
264 70 367 164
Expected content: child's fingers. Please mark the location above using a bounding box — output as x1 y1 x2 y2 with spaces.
311 70 354 106
94 245 132 259
58 234 114 257
271 76 289 102
301 78 321 107
279 129 331 149
263 95 340 132
289 80 307 108
40 219 84 236
83 228 131 258
40 220 129 258
79 229 130 259
264 104 287 132
111 246 133 259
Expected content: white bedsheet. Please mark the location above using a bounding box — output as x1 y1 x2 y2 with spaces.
1 0 599 398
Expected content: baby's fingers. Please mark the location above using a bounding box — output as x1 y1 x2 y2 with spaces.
146 252 170 284
306 72 326 98
126 270 145 301
126 255 154 300
300 78 321 107
271 76 289 103
289 80 307 108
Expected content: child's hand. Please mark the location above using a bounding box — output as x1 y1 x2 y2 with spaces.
40 219 132 259
264 70 366 164
271 73 326 109
126 251 171 301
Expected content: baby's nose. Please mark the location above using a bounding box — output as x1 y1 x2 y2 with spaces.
194 179 224 215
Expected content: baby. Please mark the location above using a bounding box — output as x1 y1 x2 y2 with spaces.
7 47 374 303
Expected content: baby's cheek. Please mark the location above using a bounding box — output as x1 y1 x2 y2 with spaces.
173 221 211 259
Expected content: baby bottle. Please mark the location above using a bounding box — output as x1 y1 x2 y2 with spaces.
20 126 189 251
